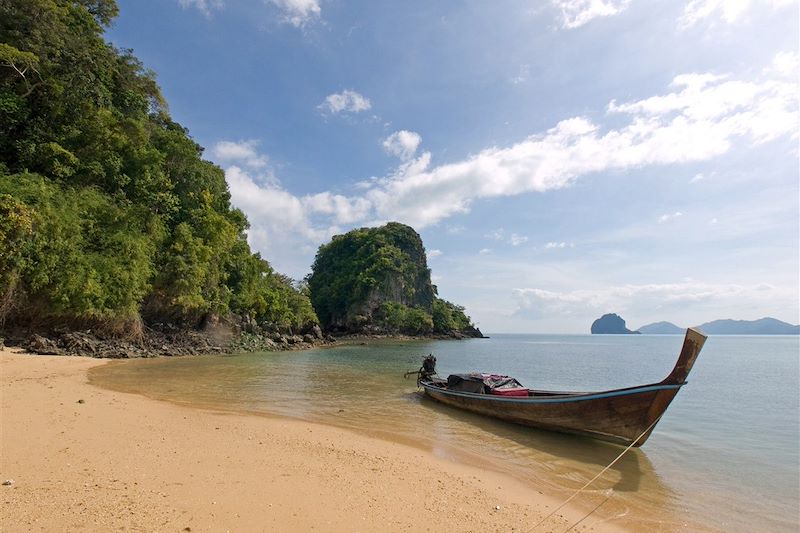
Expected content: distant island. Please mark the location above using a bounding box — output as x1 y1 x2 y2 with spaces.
694 317 798 335
637 321 685 334
629 317 799 335
590 313 640 334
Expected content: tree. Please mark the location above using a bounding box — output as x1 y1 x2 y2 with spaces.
0 0 318 336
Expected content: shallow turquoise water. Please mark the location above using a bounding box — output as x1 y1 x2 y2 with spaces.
92 334 800 532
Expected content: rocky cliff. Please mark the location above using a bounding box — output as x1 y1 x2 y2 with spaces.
307 223 481 337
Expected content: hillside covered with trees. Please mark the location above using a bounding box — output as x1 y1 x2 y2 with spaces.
307 223 482 337
0 0 317 345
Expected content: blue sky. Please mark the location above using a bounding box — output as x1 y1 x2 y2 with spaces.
108 0 799 333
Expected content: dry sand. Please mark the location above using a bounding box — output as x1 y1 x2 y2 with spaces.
1 346 625 532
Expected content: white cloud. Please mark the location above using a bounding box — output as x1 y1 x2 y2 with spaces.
427 249 443 259
178 0 320 26
486 229 506 241
689 173 704 183
446 225 466 235
318 90 372 115
223 55 797 268
211 140 269 169
267 0 321 27
484 229 528 247
513 282 781 318
710 217 719 224
552 0 632 29
479 248 492 255
178 0 223 17
679 0 794 28
545 241 574 248
510 64 530 85
659 211 683 223
509 234 528 246
302 192 372 225
766 51 799 78
383 130 422 161
360 60 795 228
225 165 321 247
219 149 362 259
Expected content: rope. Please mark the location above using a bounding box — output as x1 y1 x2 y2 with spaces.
562 489 614 532
527 414 663 532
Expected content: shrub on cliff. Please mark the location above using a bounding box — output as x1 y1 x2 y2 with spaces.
432 298 472 333
375 302 434 335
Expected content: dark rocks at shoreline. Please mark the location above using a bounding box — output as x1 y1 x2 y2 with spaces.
4 318 482 359
5 326 334 359
27 334 62 355
327 323 486 340
227 329 335 353
12 330 223 358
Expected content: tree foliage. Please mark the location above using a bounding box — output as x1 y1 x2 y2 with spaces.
307 223 435 330
308 222 475 335
0 0 316 334
431 298 473 333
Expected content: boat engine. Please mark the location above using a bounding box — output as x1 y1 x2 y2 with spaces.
421 354 437 378
404 353 438 386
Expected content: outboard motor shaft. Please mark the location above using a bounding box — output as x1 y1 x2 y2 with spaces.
404 353 438 386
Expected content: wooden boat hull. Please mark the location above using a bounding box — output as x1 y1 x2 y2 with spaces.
421 381 683 446
419 328 706 447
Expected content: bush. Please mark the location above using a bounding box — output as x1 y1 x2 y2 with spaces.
432 298 473 333
376 302 433 335
0 172 158 326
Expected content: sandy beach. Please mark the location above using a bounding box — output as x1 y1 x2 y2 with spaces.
0 346 625 532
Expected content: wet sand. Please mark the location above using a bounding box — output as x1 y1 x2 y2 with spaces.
0 347 626 532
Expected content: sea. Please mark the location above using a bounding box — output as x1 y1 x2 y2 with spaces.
90 334 800 532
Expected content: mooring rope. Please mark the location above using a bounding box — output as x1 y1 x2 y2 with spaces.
562 489 614 532
528 413 663 532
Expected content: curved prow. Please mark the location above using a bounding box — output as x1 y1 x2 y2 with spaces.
662 328 707 385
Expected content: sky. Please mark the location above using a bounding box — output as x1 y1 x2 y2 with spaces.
107 0 799 333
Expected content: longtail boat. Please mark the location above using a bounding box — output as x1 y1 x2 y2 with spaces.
410 328 706 447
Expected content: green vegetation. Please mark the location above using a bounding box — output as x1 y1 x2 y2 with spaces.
307 222 434 330
0 0 316 335
0 1 475 342
307 223 478 336
431 298 473 333
375 302 434 335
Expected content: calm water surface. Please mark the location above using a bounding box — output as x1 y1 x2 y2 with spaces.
91 335 800 532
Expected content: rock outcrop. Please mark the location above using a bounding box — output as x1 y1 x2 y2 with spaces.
590 313 640 334
308 222 482 338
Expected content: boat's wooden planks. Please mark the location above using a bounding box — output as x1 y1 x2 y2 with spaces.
419 328 707 446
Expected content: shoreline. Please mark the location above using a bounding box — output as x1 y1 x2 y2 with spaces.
1 327 485 360
0 347 625 532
